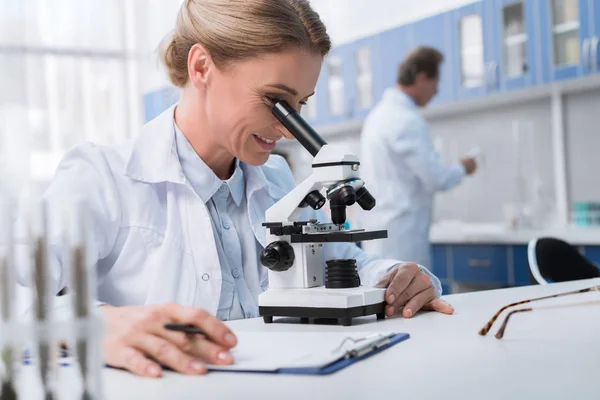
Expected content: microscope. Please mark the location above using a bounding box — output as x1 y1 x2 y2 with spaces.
258 101 388 326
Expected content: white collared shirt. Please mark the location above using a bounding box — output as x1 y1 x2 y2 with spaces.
173 121 261 321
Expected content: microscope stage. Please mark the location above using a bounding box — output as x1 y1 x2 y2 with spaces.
258 286 386 326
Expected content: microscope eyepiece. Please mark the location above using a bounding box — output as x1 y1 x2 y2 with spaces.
272 100 327 157
272 101 295 120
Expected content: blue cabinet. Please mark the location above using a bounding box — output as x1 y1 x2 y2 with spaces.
377 24 415 103
441 282 452 296
312 62 330 127
451 245 510 284
512 245 532 286
451 1 496 99
538 0 599 82
583 245 600 265
314 40 383 125
590 0 600 74
316 44 354 127
412 12 456 105
432 244 523 292
432 242 600 294
344 36 382 120
431 245 449 280
491 0 540 91
312 36 384 127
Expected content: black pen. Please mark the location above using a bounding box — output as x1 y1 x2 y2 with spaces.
164 323 206 336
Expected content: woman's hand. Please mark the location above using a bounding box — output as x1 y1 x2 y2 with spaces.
101 303 237 378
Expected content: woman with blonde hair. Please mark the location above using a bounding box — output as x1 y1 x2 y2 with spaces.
20 0 451 377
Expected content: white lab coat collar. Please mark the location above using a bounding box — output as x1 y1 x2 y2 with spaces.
124 104 186 184
383 87 418 111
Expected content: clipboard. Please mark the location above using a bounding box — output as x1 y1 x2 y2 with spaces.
21 332 410 376
276 332 409 375
206 332 410 376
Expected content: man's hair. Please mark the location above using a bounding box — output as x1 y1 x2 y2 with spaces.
397 46 444 86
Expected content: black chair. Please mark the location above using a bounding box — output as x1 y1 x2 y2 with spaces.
527 237 600 284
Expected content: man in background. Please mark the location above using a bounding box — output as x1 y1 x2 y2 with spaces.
358 46 477 269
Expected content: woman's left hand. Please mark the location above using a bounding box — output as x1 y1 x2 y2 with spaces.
376 263 454 318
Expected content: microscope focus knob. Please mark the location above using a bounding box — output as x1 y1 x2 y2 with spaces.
260 241 295 272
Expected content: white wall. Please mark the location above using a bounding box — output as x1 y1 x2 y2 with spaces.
564 88 600 204
429 100 557 226
135 0 185 93
310 0 478 45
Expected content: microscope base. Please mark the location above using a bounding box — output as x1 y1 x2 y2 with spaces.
258 287 386 326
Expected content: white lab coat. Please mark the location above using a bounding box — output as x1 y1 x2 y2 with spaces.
358 87 465 269
16 104 439 317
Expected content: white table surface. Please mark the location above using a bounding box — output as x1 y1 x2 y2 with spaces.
18 278 600 400
430 222 600 245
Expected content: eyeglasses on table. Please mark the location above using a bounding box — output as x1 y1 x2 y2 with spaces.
478 285 600 339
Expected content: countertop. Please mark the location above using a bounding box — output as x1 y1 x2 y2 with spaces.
17 279 600 400
429 221 600 245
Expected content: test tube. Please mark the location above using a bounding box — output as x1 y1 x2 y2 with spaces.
66 204 101 400
0 197 17 400
68 205 89 399
30 200 54 400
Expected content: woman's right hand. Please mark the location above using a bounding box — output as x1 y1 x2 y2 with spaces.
100 303 238 378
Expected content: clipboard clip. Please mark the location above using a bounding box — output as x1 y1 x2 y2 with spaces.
332 333 395 359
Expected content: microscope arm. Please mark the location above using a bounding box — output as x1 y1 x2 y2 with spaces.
265 174 321 224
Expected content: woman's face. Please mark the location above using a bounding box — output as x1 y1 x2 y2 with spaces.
197 48 322 166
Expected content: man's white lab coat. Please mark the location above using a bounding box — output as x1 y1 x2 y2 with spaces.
358 87 465 268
